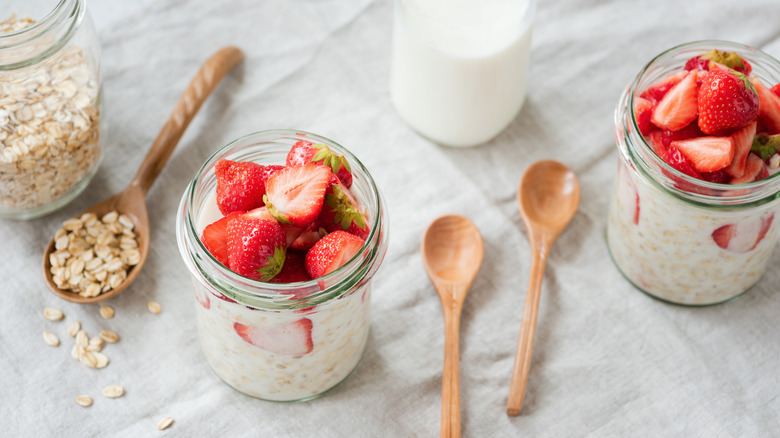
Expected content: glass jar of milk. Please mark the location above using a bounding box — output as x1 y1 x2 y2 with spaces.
390 0 535 148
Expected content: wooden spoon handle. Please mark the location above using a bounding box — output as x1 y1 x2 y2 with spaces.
131 46 244 195
441 304 463 438
506 240 548 416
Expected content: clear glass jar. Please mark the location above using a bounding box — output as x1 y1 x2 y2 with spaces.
607 40 780 306
0 0 103 220
176 130 389 401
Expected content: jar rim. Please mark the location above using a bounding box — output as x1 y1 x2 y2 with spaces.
176 129 388 310
619 40 780 207
0 0 83 70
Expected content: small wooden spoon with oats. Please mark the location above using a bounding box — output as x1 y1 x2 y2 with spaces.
42 46 244 304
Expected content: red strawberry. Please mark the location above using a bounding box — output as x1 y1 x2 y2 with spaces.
700 170 730 184
751 77 780 134
264 164 332 228
771 83 780 99
261 165 285 184
651 70 698 131
215 160 267 215
698 69 759 134
318 175 369 240
684 49 752 75
640 70 688 103
243 206 304 247
648 131 701 178
226 217 286 281
305 230 365 279
724 121 757 178
193 286 211 310
286 141 354 188
234 319 313 356
712 213 774 253
289 221 327 252
730 153 768 184
270 252 312 284
633 96 655 135
671 137 735 172
201 211 243 266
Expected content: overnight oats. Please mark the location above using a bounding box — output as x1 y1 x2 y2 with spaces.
607 41 780 306
177 130 388 401
0 0 103 220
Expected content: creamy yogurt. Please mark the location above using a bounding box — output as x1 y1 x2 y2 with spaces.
390 0 534 147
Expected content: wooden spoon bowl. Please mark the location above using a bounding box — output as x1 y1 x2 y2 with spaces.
42 46 244 304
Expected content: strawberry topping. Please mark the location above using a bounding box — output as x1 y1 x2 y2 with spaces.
215 160 267 215
697 69 759 135
651 70 699 131
264 164 332 228
304 230 365 279
226 217 286 281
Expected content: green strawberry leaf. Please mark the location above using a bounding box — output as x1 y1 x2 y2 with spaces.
257 246 286 281
263 195 291 225
751 134 780 161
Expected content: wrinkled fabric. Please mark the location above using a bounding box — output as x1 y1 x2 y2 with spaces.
2 0 780 436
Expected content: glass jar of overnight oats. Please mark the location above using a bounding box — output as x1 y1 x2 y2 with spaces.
0 0 103 220
607 41 780 306
176 130 389 401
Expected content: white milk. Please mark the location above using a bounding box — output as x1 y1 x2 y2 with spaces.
391 0 534 147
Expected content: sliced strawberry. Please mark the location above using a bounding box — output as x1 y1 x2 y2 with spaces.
751 77 780 134
243 206 303 247
305 230 365 279
666 144 702 178
318 175 369 240
289 221 327 252
772 83 780 99
194 286 211 310
286 141 354 188
700 170 730 183
215 160 267 215
730 153 768 184
712 213 774 253
651 70 699 131
724 121 757 178
640 70 688 103
260 165 285 184
264 164 332 228
698 69 759 135
270 252 312 284
226 217 286 281
633 96 655 136
201 211 243 266
671 137 735 172
234 319 313 356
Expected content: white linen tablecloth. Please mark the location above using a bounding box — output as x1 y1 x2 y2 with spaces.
3 0 780 436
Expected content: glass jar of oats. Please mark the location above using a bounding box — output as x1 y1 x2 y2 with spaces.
0 0 103 220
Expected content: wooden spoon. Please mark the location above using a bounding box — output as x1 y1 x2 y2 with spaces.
42 46 244 304
422 214 484 438
506 160 580 416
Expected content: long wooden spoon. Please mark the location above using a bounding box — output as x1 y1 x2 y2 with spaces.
422 214 484 438
42 46 244 304
506 160 580 416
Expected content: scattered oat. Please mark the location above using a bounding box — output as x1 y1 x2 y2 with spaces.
99 329 119 343
67 320 81 337
79 352 98 368
147 301 161 314
157 417 174 431
92 352 109 368
102 385 124 398
75 395 93 407
76 330 88 347
43 331 59 347
43 307 64 321
99 305 114 319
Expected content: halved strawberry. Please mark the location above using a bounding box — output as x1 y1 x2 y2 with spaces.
712 213 774 253
651 70 698 131
286 141 354 188
730 153 768 184
671 137 735 172
243 206 304 247
724 121 757 178
270 252 312 284
289 221 327 252
226 217 286 281
640 70 688 103
698 69 759 135
234 319 313 356
215 160 267 215
264 164 332 228
751 77 780 134
772 83 780 99
318 175 369 240
305 230 365 279
633 96 655 136
201 211 243 266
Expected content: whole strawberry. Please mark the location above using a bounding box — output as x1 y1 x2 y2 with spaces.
227 217 286 281
697 69 759 135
